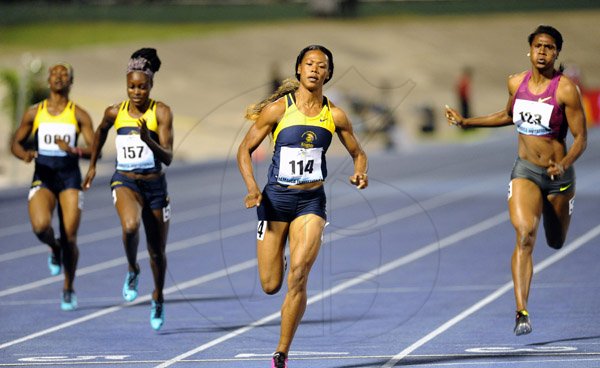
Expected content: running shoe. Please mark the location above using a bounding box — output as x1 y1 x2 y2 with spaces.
122 270 139 302
61 290 78 311
150 300 164 331
48 251 61 276
514 310 532 336
271 351 287 368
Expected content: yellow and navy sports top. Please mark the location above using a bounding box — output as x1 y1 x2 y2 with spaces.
32 99 79 168
268 93 336 186
114 99 161 174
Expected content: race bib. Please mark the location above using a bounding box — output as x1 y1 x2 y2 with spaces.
37 123 76 157
277 146 323 185
513 98 554 136
115 134 155 171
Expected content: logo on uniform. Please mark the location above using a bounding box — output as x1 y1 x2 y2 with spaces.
301 131 317 148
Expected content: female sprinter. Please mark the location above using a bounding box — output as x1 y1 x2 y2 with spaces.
11 63 94 311
237 45 368 368
83 48 173 330
445 25 587 336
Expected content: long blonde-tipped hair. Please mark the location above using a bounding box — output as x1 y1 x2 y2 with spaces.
245 77 299 122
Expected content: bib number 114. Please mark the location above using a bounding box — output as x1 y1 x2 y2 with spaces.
288 159 314 175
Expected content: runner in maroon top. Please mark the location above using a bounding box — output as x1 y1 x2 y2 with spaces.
444 25 587 336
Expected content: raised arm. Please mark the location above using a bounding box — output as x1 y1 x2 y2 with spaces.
331 104 368 189
237 99 284 208
445 73 523 128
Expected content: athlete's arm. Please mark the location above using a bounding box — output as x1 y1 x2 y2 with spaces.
331 104 368 189
83 105 117 190
445 74 522 128
237 99 284 208
550 77 587 175
140 102 173 166
73 105 95 159
10 105 38 163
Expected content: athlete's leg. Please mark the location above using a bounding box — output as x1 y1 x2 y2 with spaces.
114 186 143 274
276 214 325 355
508 178 543 312
257 221 289 295
141 205 169 303
28 187 60 254
56 189 82 292
542 190 575 249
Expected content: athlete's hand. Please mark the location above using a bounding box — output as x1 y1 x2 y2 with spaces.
350 173 368 189
137 118 150 143
83 167 96 191
445 105 465 127
22 150 37 163
547 160 565 180
244 191 262 208
56 138 70 152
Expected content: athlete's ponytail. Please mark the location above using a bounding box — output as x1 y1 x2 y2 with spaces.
245 77 299 122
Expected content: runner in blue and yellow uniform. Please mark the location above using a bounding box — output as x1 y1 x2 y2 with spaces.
11 63 95 311
445 25 587 336
238 45 368 368
84 48 173 331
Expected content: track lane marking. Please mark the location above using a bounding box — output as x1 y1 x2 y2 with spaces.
381 223 600 368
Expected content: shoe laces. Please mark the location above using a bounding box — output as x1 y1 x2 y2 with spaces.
63 290 73 303
127 272 138 289
272 352 287 368
152 302 163 319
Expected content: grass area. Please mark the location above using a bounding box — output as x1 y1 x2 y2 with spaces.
0 22 250 53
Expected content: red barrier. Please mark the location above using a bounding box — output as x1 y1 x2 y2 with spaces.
583 90 600 126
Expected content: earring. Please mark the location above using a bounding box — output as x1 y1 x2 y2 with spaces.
526 53 530 57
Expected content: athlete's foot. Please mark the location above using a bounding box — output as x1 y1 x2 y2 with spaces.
150 300 164 331
122 269 140 302
47 253 61 276
61 290 78 311
271 351 287 368
514 310 532 336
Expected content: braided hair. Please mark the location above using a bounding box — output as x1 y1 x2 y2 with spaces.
126 48 161 84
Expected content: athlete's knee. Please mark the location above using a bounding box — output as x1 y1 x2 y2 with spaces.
260 274 283 295
515 227 536 249
148 248 166 265
546 235 566 250
31 222 52 239
287 263 310 293
122 219 141 235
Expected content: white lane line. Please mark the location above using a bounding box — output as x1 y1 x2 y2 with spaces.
155 212 508 368
0 221 254 298
4 353 600 367
0 177 488 297
0 189 499 350
0 198 241 263
381 223 600 368
0 257 258 350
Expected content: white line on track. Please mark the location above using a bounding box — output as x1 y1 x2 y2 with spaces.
3 353 600 367
0 197 242 263
381 223 600 368
0 221 254 298
0 184 499 350
0 176 492 297
154 212 508 367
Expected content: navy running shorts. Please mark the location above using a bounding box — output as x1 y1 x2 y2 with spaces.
30 162 82 194
110 171 169 210
257 183 327 222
